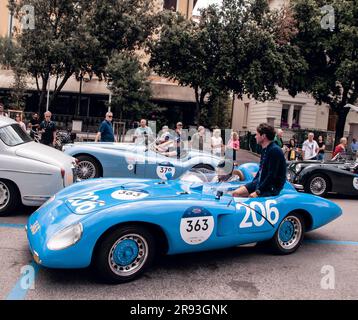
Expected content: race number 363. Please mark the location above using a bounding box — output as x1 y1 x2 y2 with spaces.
180 216 214 245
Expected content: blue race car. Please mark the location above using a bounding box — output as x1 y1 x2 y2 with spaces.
26 163 342 283
62 142 221 180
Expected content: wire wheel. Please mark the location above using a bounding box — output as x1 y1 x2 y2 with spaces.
77 160 97 180
309 176 327 196
0 181 10 210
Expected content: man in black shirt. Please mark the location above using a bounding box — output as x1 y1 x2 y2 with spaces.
231 123 287 198
40 111 57 146
29 113 40 139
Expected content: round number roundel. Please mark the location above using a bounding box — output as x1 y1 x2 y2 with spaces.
180 207 214 245
111 190 149 201
156 163 175 180
353 177 358 190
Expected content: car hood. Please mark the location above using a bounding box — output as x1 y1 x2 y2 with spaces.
59 178 193 215
15 141 74 166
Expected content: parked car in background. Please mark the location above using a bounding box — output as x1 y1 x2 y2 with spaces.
63 142 222 181
287 152 358 197
0 116 77 216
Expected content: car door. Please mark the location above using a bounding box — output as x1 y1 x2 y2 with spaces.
234 196 282 234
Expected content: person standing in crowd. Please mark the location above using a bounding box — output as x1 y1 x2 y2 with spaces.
350 138 358 153
39 111 57 147
231 123 287 198
15 114 26 132
227 131 240 161
28 113 40 139
302 132 319 160
211 128 224 157
191 126 210 152
332 137 348 158
274 129 284 148
286 138 298 161
95 112 115 142
175 122 184 159
0 103 8 117
317 135 326 161
133 119 153 144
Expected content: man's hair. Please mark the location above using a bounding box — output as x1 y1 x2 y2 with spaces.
256 123 275 141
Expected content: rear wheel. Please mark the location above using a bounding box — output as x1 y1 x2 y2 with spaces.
0 179 20 216
93 225 156 283
304 173 330 197
76 155 101 180
268 212 305 255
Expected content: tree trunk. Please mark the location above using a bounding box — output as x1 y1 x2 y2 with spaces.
334 105 350 147
38 74 49 115
194 87 201 126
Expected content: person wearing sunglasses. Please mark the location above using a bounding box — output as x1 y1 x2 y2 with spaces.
39 111 57 146
95 112 115 142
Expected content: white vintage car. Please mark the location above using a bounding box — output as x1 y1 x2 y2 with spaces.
0 116 77 216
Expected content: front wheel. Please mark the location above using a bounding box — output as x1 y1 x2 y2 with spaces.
0 179 20 216
93 225 156 283
304 174 330 197
268 213 305 255
76 155 101 180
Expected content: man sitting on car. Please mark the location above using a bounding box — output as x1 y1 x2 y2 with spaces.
230 123 287 198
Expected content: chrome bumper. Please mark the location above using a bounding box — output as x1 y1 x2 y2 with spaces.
293 183 304 190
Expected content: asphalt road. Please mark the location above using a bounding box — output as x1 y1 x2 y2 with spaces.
0 151 357 300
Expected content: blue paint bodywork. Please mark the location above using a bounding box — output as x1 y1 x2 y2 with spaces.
63 142 222 179
27 163 342 269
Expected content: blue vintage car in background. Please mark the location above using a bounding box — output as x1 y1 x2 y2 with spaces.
63 142 222 180
27 162 342 283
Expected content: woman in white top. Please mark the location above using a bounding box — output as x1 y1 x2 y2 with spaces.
211 128 223 157
15 114 27 132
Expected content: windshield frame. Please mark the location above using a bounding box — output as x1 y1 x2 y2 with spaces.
0 124 32 147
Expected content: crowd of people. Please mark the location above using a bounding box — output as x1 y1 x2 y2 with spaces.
1 101 357 160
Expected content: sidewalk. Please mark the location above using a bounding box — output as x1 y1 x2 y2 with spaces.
235 149 260 165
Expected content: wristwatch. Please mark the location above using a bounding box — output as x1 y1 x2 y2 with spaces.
255 189 261 196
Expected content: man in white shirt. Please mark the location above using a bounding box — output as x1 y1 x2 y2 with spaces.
302 132 319 160
134 119 153 144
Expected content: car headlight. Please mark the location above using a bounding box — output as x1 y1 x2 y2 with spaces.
47 223 83 251
295 164 302 173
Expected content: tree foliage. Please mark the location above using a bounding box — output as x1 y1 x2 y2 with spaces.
290 0 358 143
7 0 160 114
106 52 154 120
149 0 307 125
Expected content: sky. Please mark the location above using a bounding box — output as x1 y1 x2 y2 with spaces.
192 0 223 16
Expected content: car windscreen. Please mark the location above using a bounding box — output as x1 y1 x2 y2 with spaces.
0 124 32 147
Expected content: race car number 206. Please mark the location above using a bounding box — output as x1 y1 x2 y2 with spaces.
236 199 280 228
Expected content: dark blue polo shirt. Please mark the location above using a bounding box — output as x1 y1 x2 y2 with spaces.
99 120 114 142
245 141 287 196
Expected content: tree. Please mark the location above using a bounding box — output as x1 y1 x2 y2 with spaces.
289 0 358 145
7 0 160 114
0 36 28 110
106 52 154 120
149 0 306 125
